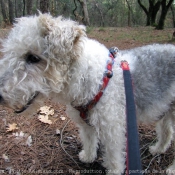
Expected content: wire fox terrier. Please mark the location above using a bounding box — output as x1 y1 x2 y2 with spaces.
0 13 175 174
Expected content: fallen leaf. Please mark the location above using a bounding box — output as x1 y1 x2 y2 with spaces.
39 106 54 116
60 116 66 121
21 151 25 155
19 131 25 137
38 106 54 124
26 135 32 147
13 131 32 147
56 129 60 135
38 115 52 124
39 106 50 113
2 154 10 162
12 131 24 137
6 123 18 132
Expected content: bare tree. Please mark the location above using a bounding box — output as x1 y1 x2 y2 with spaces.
40 0 49 13
0 0 8 24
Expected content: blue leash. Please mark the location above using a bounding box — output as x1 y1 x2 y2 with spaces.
121 61 142 175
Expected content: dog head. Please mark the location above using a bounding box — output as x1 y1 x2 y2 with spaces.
0 13 86 113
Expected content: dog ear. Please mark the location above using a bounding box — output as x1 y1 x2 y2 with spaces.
39 12 86 38
38 13 54 36
38 13 86 43
38 14 86 60
73 25 86 45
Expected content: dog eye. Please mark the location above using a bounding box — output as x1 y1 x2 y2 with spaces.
26 54 41 64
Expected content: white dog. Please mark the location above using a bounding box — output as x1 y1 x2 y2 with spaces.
0 13 175 174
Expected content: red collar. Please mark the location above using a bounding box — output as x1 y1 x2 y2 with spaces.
73 47 119 122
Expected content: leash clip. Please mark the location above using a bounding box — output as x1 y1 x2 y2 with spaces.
121 60 129 70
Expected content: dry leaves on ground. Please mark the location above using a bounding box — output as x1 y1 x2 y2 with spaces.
6 123 18 132
38 106 54 124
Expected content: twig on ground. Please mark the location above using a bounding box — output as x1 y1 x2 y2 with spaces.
145 154 160 171
140 138 156 157
60 119 80 169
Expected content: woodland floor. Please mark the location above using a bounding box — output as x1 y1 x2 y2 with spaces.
0 26 175 175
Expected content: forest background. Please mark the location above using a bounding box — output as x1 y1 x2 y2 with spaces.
1 0 175 30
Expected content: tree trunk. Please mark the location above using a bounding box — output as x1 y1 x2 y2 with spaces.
81 0 90 26
156 0 174 30
138 0 161 26
171 5 175 27
23 0 26 16
151 0 161 25
50 0 54 15
73 0 90 26
36 0 39 9
157 10 166 29
95 2 104 27
138 0 149 25
126 0 131 27
40 0 49 13
8 0 14 24
0 0 8 24
76 0 90 25
15 0 17 17
15 0 23 17
73 0 82 23
26 0 33 15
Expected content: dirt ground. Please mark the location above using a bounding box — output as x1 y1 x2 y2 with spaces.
0 26 175 175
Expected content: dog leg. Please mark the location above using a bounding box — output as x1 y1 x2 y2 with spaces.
166 137 175 175
99 125 126 175
78 124 98 163
166 112 175 175
149 112 174 155
66 105 98 163
101 140 126 175
166 151 175 175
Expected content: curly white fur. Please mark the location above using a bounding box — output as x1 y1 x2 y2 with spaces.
1 13 175 174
